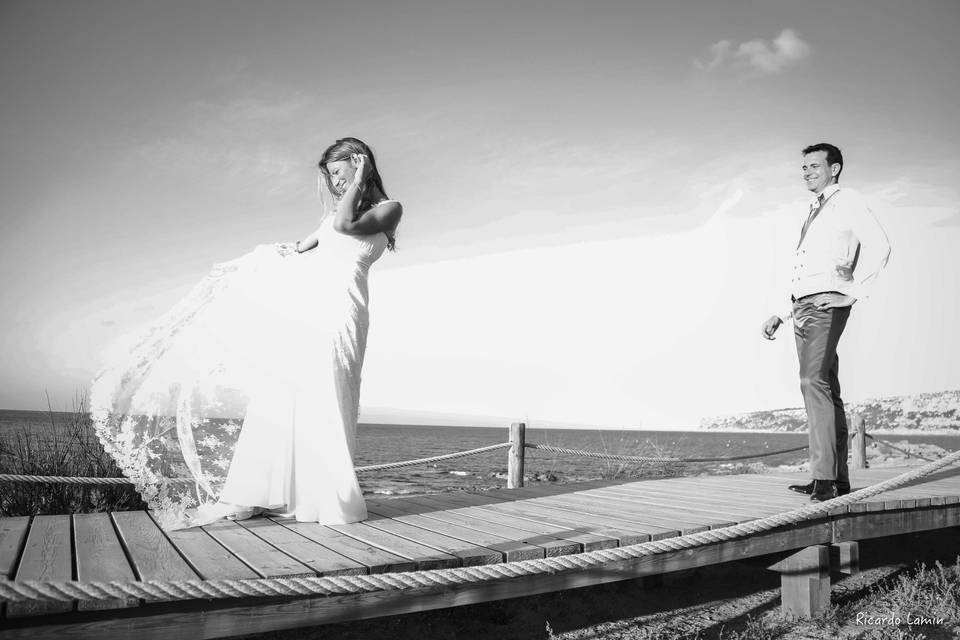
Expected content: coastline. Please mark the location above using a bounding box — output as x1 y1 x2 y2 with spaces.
697 427 960 436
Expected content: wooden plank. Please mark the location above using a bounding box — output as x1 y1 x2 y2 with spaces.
0 519 835 640
0 516 30 579
736 474 916 513
201 519 315 578
435 492 619 550
479 488 675 541
232 518 365 577
719 476 866 515
560 488 741 529
525 492 716 534
165 527 262 580
735 471 960 514
276 520 417 573
362 517 502 566
604 478 805 514
873 485 958 506
754 467 960 501
400 494 587 556
327 522 461 570
690 476 815 498
110 510 197 603
388 495 580 557
8 515 72 617
605 477 840 517
572 477 800 528
72 514 138 611
366 502 543 562
624 474 802 500
691 471 957 514
477 497 651 546
587 485 770 523
504 493 689 537
478 491 660 546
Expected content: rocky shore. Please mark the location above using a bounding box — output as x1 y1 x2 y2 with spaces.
701 389 960 434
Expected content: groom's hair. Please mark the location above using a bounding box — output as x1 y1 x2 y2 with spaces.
802 143 843 180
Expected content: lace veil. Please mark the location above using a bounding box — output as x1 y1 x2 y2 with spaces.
90 173 340 529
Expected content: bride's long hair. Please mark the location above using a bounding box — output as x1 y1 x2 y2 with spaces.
318 138 388 209
318 137 395 250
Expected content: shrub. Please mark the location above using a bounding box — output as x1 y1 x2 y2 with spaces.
0 392 145 516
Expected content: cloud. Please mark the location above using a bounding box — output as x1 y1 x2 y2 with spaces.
694 40 733 72
932 211 960 227
695 29 812 75
129 91 323 200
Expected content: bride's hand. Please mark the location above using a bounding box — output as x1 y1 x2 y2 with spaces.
276 242 297 257
351 153 371 187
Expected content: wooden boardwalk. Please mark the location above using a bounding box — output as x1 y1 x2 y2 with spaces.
1 465 959 638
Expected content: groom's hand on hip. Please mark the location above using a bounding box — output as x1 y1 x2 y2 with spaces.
815 294 856 310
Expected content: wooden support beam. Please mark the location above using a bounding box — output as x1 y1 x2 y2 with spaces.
768 545 830 619
829 541 859 576
507 422 525 489
851 415 867 470
834 505 960 542
635 574 663 589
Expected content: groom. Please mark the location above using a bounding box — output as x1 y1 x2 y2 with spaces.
762 143 891 502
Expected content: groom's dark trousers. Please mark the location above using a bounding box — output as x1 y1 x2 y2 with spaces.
792 295 851 489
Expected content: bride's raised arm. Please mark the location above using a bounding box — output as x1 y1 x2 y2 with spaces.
331 154 402 236
334 199 402 237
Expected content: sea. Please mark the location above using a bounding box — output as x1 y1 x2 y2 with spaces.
2 409 959 498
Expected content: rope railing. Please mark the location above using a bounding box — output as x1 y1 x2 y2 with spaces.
3 445 960 605
524 442 810 464
3 417 949 487
865 433 936 462
0 442 512 486
355 442 511 472
0 473 137 486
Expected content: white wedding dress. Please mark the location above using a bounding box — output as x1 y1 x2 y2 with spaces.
91 207 393 530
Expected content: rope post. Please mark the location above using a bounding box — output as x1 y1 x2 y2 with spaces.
508 422 526 489
852 414 867 469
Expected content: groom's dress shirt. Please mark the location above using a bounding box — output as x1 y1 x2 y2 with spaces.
778 184 892 321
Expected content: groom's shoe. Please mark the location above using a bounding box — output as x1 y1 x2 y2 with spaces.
836 483 851 497
787 480 815 495
809 480 837 502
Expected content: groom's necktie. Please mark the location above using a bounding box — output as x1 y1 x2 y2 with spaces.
797 193 827 249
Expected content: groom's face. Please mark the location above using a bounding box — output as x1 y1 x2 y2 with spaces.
801 151 839 195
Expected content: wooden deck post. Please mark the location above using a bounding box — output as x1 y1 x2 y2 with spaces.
769 545 831 619
829 541 860 576
852 414 867 469
508 422 526 489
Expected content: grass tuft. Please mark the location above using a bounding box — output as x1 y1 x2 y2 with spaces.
0 391 145 516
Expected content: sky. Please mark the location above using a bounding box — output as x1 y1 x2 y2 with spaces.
1 0 958 428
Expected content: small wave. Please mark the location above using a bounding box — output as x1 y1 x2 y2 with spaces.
448 470 470 476
366 487 419 496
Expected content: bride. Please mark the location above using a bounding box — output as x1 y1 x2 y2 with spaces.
90 137 402 530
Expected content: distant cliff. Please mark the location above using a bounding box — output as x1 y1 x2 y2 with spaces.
700 390 960 433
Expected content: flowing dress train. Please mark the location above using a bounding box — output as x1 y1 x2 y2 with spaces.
90 210 392 529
